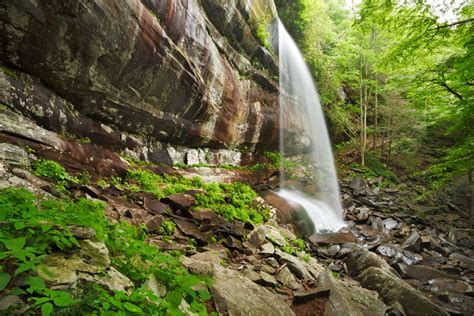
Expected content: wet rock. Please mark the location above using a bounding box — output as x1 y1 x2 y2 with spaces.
0 143 29 166
319 270 388 315
162 193 195 211
357 267 448 316
308 232 357 245
174 218 210 244
210 265 295 316
395 264 458 282
144 198 170 215
401 231 422 252
274 249 314 280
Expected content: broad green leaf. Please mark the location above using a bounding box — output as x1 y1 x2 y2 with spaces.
123 302 143 313
53 291 75 307
26 276 46 291
0 272 11 290
3 237 26 250
41 302 53 316
14 261 35 275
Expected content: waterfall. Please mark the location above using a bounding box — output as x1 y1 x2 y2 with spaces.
277 20 345 233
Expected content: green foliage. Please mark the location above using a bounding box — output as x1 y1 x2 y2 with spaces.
0 187 212 315
32 159 78 192
256 23 270 49
125 169 270 225
158 220 176 236
194 182 270 224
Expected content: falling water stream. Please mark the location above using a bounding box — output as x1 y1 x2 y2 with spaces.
277 20 345 233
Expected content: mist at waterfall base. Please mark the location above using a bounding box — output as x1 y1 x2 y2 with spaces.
277 20 346 233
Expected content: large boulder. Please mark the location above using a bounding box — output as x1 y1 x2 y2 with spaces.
318 270 388 316
357 267 448 316
182 256 295 315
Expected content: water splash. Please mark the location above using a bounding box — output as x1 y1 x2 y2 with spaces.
277 20 345 233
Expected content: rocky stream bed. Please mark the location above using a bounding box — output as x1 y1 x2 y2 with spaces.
1 119 473 315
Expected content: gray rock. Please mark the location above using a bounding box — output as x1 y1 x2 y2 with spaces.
395 264 458 282
401 231 422 252
241 267 261 283
260 242 275 256
357 267 448 316
383 218 398 231
68 226 96 240
345 247 399 277
449 252 474 270
211 265 295 316
248 225 287 248
144 274 167 298
319 270 388 316
38 240 132 293
0 143 29 166
276 266 297 286
259 271 278 287
274 249 314 280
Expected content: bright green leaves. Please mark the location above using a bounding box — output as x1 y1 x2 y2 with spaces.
32 158 78 192
0 272 11 290
3 237 26 251
41 303 53 316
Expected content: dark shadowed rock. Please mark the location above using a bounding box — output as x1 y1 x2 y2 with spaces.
357 267 448 316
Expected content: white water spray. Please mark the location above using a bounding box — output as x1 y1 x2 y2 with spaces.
277 20 345 233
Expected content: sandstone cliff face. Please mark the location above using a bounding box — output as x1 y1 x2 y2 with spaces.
1 0 288 157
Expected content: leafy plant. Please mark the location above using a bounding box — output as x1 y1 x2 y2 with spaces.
0 187 212 315
32 159 78 192
158 220 176 236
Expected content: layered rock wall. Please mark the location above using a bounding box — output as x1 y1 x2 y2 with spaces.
0 0 296 158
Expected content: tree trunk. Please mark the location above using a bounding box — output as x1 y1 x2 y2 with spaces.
359 56 365 166
470 169 474 228
372 82 378 150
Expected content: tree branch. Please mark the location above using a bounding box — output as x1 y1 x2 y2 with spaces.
432 18 474 30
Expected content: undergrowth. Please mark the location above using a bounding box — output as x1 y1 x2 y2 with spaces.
0 187 212 315
122 169 270 225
